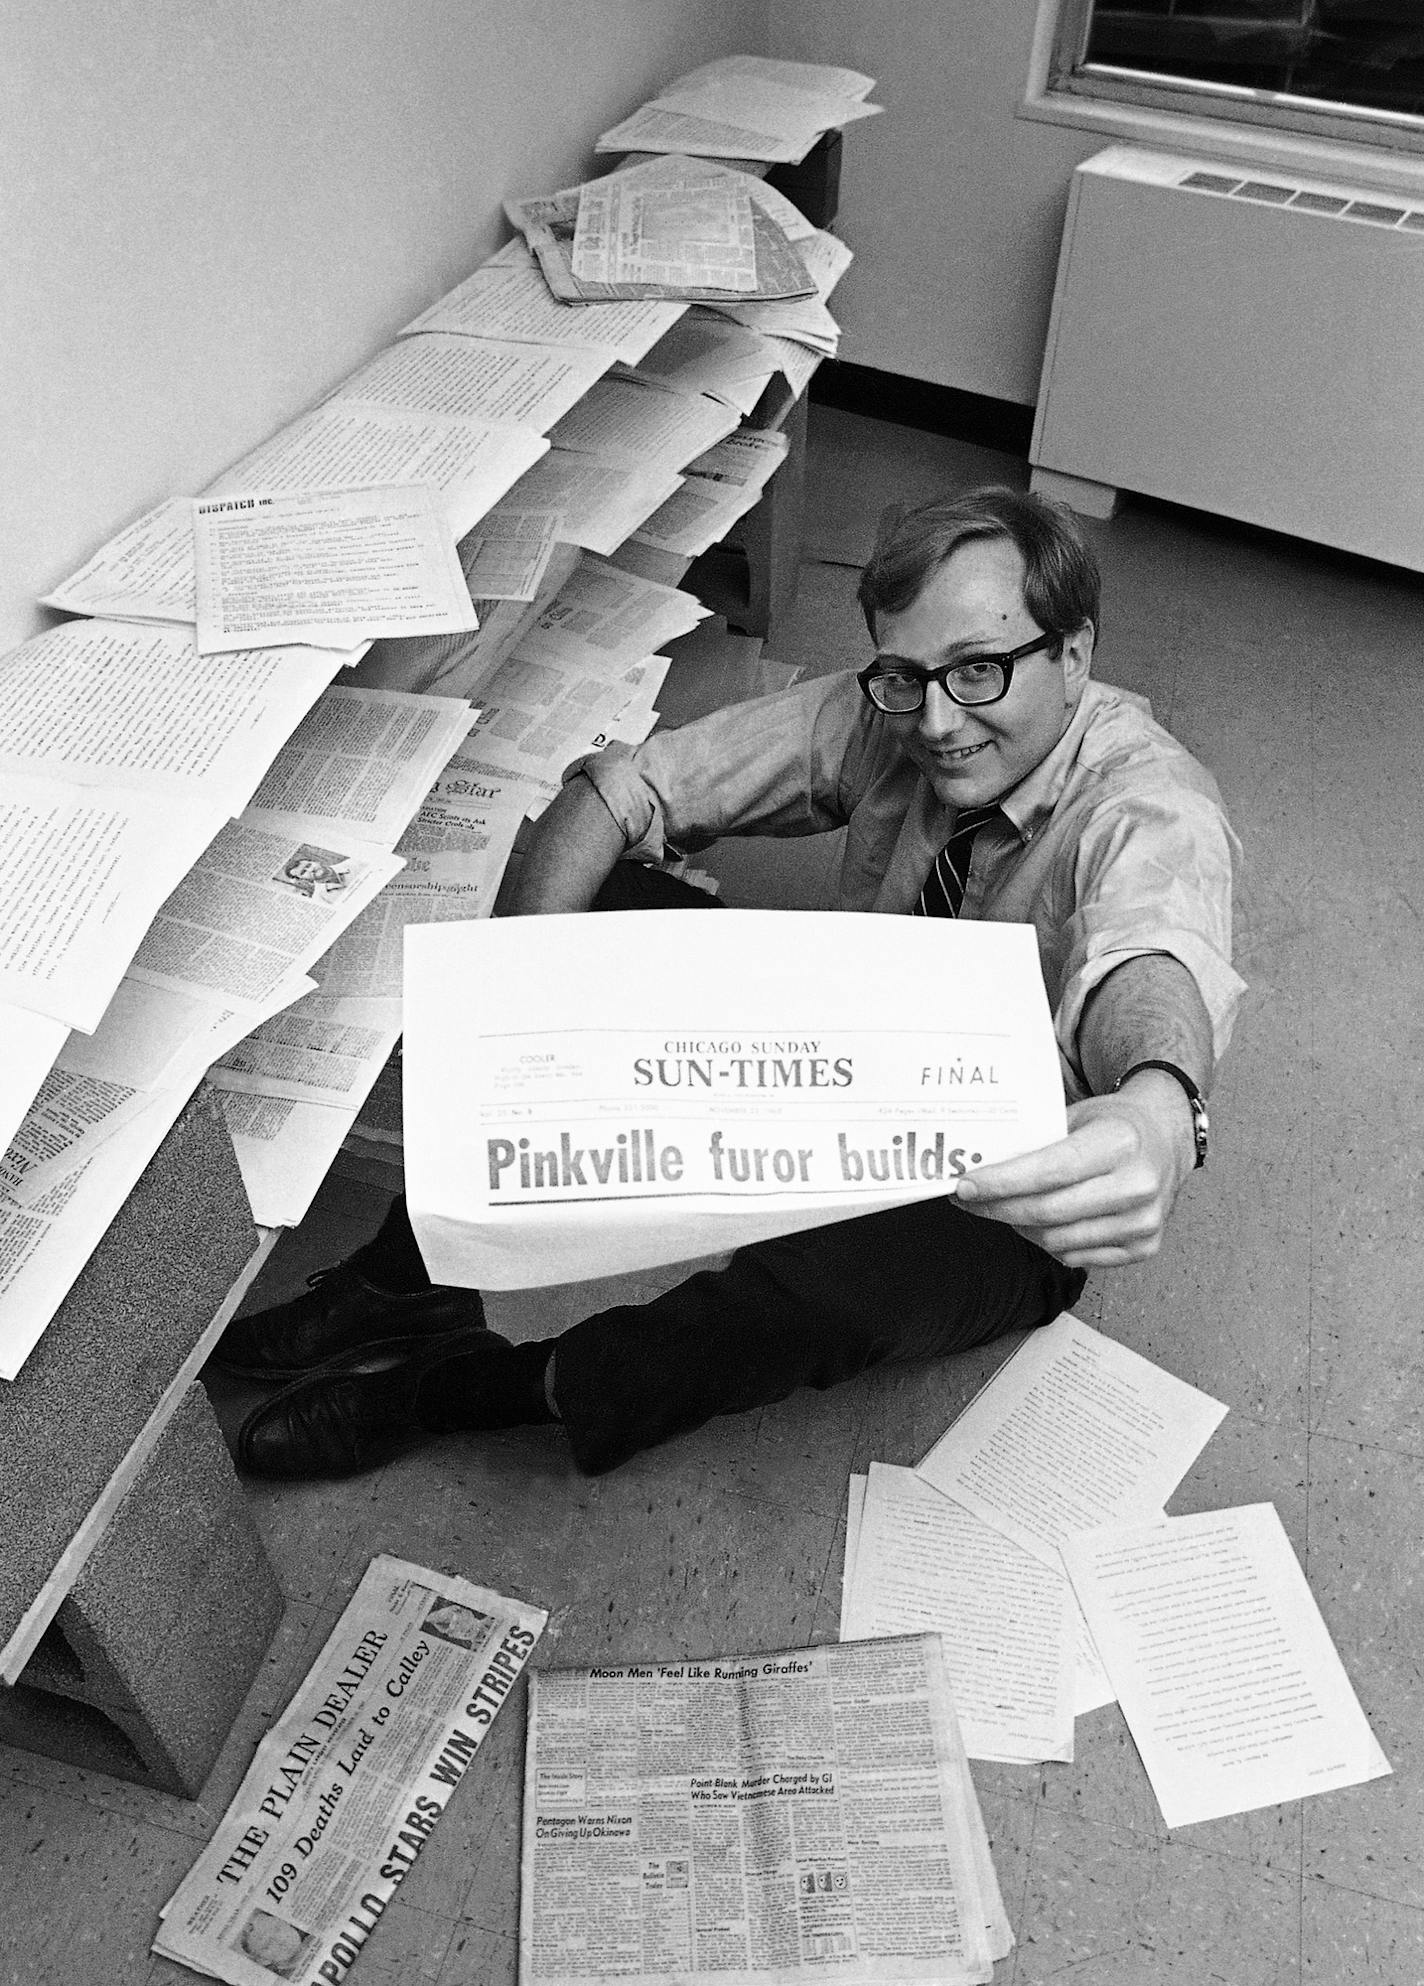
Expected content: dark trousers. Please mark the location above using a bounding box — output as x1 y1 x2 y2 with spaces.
374 860 1084 1473
371 1186 1080 1474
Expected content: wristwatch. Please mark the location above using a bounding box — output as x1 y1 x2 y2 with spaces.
1111 1060 1209 1169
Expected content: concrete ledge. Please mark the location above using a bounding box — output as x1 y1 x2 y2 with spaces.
0 1085 284 1795
0 1084 258 1657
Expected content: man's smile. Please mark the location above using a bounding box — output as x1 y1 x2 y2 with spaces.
927 740 990 763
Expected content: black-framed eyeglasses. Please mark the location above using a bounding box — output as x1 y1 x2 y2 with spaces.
857 631 1060 714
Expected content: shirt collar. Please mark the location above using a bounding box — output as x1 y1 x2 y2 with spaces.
993 685 1098 844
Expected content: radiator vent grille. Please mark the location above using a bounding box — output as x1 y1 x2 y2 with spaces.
1180 168 1424 230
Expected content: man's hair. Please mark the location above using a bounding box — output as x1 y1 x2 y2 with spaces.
856 485 1101 646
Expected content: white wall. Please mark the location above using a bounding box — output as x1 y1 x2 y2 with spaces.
771 1 1101 405
0 0 765 647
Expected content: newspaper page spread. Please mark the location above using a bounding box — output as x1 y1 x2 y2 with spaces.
630 430 788 558
353 542 582 705
708 235 849 355
156 1555 547 1986
567 159 813 303
606 538 696 589
404 910 1067 1289
520 1634 1009 1986
0 1062 155 1204
430 651 655 807
627 317 784 418
241 684 476 851
217 1088 363 1228
311 848 511 998
481 450 685 557
0 981 302 1379
547 376 741 473
0 1002 69 1161
572 176 760 294
517 553 709 670
0 1081 220 1379
130 819 403 1011
507 157 813 309
458 508 564 603
211 990 401 1110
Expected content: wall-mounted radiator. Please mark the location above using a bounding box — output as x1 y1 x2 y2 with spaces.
1029 144 1424 571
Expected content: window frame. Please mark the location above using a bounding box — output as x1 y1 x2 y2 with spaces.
1021 0 1424 192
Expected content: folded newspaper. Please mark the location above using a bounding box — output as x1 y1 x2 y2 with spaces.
403 909 1067 1289
507 155 815 307
520 1635 1011 1985
155 1556 547 1986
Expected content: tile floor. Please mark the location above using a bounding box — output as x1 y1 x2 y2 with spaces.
4 407 1423 1983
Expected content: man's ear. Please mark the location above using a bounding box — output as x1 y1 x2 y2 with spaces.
1062 620 1095 696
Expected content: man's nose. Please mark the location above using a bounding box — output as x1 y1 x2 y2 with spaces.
918 680 969 741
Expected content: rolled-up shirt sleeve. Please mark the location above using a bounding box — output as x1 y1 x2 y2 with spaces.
1051 784 1246 1088
564 676 873 863
566 740 667 857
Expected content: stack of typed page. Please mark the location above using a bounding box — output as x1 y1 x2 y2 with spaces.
842 1314 1392 1828
596 54 883 168
520 1636 1010 1986
6 52 869 1377
156 1555 546 1986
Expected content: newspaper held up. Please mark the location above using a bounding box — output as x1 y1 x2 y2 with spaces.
155 1555 547 1986
404 909 1067 1289
520 1634 1010 1986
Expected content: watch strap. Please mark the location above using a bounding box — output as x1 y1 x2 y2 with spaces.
1111 1059 1208 1169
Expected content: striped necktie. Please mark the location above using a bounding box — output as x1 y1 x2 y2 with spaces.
913 805 1001 919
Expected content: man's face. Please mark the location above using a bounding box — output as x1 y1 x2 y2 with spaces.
873 536 1093 809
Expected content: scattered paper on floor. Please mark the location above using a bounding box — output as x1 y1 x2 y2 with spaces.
1064 1504 1391 1827
155 1556 546 1986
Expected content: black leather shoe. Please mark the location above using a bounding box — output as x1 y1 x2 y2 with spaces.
212 1258 486 1380
235 1329 547 1480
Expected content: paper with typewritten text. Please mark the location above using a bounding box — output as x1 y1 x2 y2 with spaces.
842 1463 1076 1765
916 1314 1227 1568
1064 1504 1391 1826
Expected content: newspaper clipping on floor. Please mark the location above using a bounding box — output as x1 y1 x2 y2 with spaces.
155 1555 547 1986
519 1634 1011 1986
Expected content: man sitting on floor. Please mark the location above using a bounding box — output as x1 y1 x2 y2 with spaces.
220 484 1243 1480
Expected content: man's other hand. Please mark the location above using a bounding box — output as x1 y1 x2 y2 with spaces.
953 1070 1198 1267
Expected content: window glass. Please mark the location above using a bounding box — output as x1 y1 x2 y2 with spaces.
1082 3 1424 121
1048 1 1424 150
